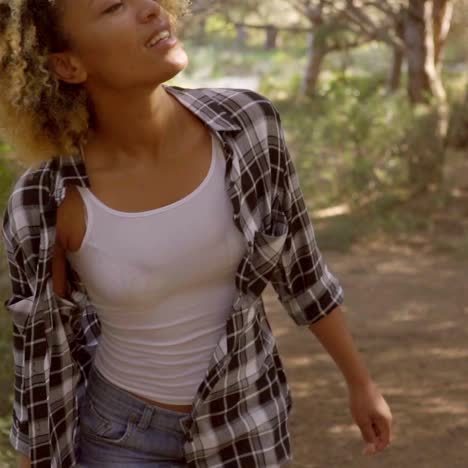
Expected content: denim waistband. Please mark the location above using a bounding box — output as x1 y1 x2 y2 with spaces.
86 364 193 434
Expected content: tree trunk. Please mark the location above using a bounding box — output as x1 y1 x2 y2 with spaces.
387 9 406 93
447 85 468 149
403 0 453 193
197 17 207 44
301 32 326 97
388 46 404 92
432 0 454 66
264 25 278 50
235 24 248 48
406 108 447 192
404 0 443 104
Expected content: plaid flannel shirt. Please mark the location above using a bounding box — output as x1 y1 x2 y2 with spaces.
1 85 344 468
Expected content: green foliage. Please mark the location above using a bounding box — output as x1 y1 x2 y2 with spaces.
262 71 413 209
204 14 236 40
0 143 17 204
181 39 305 81
179 39 466 252
0 144 16 468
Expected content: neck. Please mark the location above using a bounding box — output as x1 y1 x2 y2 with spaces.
84 84 178 168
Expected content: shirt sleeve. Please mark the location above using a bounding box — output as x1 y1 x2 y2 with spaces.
2 196 32 457
268 107 345 326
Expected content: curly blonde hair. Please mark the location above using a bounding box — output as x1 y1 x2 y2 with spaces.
0 0 192 169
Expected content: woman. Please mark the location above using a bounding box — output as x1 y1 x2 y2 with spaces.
0 1 393 467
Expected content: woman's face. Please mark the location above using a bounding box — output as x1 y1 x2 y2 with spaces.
53 0 189 90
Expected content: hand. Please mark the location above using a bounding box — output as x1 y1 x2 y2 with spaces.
348 380 393 456
17 453 31 468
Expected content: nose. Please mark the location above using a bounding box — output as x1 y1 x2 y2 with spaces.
138 0 162 22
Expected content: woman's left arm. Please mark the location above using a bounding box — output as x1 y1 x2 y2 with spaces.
309 306 394 456
265 100 393 454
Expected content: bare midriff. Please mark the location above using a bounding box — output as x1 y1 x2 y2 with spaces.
127 390 193 413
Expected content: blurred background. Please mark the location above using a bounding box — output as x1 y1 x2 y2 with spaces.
1 1 467 466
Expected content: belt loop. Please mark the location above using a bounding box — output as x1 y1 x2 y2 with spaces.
136 406 154 430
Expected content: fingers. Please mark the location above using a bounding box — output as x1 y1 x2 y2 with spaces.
360 415 393 456
359 420 379 449
350 385 394 456
375 412 393 449
363 442 377 456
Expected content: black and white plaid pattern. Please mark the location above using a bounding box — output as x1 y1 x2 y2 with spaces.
2 86 344 468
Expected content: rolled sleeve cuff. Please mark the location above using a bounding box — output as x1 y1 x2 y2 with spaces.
282 269 344 326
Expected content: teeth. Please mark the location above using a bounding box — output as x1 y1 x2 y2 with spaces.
147 30 170 47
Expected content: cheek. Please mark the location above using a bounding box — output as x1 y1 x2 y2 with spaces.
80 19 139 55
81 33 140 71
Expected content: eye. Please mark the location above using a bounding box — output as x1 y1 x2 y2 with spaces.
103 3 123 14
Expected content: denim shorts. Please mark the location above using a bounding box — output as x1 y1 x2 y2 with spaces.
77 364 192 467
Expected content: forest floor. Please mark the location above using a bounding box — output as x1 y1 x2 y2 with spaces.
263 240 468 468
0 214 466 468
1 244 466 468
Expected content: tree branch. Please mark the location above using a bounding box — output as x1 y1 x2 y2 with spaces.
233 21 313 33
326 36 374 52
334 2 404 51
361 1 401 20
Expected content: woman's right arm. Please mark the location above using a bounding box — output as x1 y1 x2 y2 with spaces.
4 191 69 468
2 192 33 464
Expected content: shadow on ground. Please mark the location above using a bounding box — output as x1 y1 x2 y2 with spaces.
264 245 468 468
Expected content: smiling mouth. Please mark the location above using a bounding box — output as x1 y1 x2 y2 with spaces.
146 30 172 48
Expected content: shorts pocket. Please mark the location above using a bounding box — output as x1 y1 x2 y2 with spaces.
79 395 135 445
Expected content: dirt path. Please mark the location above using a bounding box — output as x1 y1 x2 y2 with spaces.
263 244 468 468
1 242 466 468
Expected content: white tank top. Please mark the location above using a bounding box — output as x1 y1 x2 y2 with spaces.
66 132 246 404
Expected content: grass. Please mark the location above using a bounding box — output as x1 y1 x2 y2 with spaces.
310 181 468 259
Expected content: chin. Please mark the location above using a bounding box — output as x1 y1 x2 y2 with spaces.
169 49 189 71
156 64 186 84
160 55 189 80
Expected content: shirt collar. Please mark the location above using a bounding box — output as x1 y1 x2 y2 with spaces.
165 85 242 132
52 85 242 204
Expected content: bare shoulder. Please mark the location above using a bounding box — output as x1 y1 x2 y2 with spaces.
56 184 86 253
53 185 86 297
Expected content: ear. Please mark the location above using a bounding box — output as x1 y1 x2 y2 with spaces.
48 52 87 84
